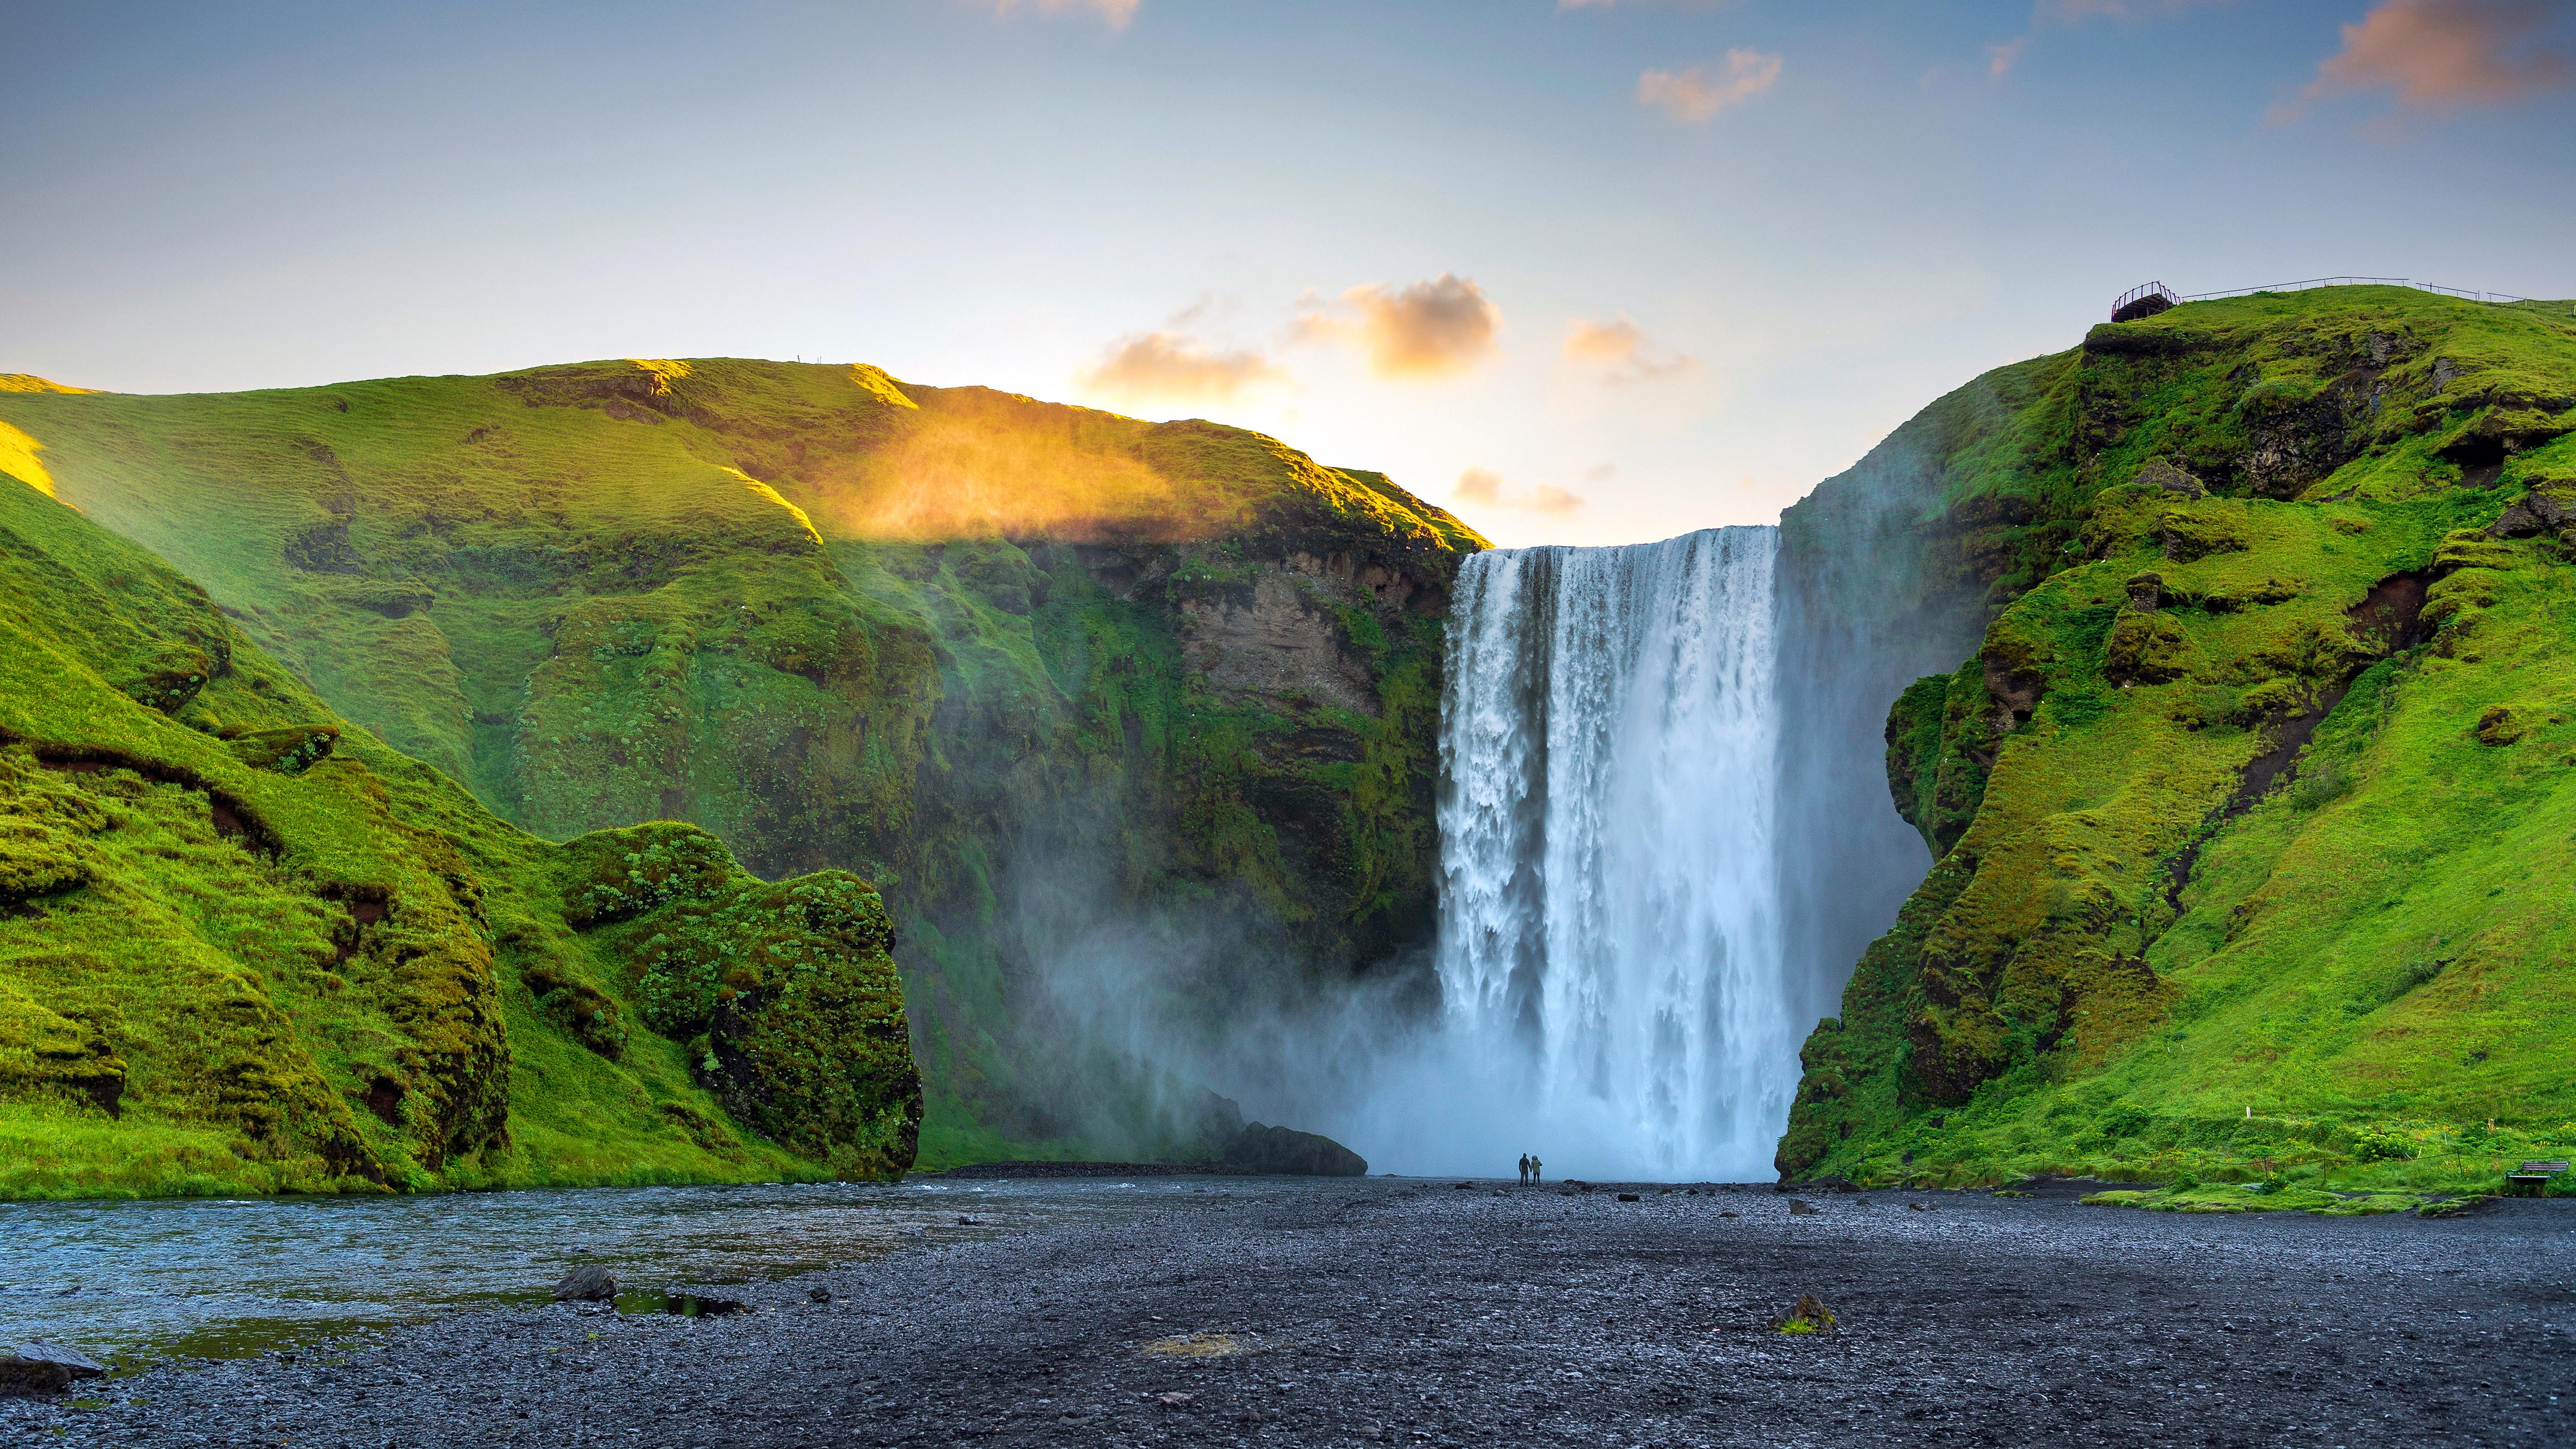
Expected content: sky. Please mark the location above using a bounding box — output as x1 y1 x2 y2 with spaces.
7 0 2574 546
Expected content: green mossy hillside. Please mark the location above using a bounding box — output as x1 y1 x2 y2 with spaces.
0 478 918 1197
0 359 1483 1167
1783 287 2576 1198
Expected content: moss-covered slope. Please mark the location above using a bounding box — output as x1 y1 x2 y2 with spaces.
1779 287 2576 1196
0 477 917 1197
0 360 1482 1165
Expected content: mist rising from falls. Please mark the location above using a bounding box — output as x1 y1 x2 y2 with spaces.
1411 526 1797 1180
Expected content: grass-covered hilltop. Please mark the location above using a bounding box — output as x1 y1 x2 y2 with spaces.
1778 285 2576 1206
0 473 917 1198
0 362 1483 1174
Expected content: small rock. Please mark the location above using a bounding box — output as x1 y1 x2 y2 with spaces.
1616 1193 1640 1203
1720 1211 1740 1218
957 1215 983 1226
1909 1201 1929 1211
14 1342 105 1379
808 1287 833 1304
1789 1199 1821 1216
552 1265 618 1302
1157 1391 1194 1405
1770 1294 1838 1334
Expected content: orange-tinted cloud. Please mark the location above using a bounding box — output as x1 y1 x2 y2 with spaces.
2274 0 2569 120
1562 315 1701 386
1076 331 1289 406
1990 0 2229 77
1455 466 1585 515
1296 274 1502 381
1636 50 1784 121
979 0 1139 29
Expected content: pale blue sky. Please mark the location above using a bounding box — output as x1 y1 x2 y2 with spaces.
8 1 2572 544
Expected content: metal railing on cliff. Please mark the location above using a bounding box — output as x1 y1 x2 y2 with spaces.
2110 275 2566 323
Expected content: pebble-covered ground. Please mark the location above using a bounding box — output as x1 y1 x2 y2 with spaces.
10 1177 2572 1447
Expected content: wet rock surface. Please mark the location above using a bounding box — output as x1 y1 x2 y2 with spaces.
10 1178 2571 1446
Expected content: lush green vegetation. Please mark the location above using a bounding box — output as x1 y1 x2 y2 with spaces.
0 359 1482 1170
0 476 917 1198
1784 287 2576 1204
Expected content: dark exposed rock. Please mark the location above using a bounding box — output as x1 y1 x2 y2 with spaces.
552 1265 618 1302
0 1357 71 1397
2123 572 2164 612
2131 460 2204 500
1223 1123 1367 1177
2488 486 2574 539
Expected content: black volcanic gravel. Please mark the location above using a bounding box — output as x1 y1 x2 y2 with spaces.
11 1177 2572 1447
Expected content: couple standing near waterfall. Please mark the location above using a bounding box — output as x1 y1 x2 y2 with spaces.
1517 1153 1544 1186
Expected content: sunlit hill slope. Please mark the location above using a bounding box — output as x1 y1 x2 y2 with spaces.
0 360 1484 1170
1779 286 2576 1203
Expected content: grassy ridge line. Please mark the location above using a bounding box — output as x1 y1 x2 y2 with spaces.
0 359 1484 1168
0 475 919 1198
1780 286 2576 1200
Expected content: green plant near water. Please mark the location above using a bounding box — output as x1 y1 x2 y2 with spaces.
1781 286 2576 1205
0 476 918 1198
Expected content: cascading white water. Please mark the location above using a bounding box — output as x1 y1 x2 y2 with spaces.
1431 526 1796 1180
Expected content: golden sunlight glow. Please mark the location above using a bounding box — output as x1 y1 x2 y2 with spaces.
812 394 1248 544
0 420 59 500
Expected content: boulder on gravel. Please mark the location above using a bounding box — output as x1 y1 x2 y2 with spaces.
0 1355 75 1398
552 1265 619 1301
1221 1123 1367 1177
15 1342 104 1379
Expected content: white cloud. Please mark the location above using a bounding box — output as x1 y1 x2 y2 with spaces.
2273 0 2571 121
1295 274 1502 381
1636 50 1783 122
1562 314 1701 386
1455 466 1585 514
1075 330 1289 406
978 0 1139 30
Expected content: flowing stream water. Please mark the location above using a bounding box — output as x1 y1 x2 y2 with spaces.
1427 526 1797 1181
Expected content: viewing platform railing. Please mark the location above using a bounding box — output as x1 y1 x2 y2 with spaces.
2112 275 2563 321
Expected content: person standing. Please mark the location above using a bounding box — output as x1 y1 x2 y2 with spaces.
1531 1155 1543 1185
1518 1153 1530 1186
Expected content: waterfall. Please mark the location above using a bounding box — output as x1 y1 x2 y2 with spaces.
1431 526 1795 1180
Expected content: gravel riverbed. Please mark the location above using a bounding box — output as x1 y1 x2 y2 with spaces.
9 1177 2572 1447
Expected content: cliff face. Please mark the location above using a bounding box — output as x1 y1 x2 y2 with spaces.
0 478 917 1197
1776 286 2576 1193
0 360 1482 1164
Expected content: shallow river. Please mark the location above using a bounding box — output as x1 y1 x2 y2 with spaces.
0 1175 1281 1367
